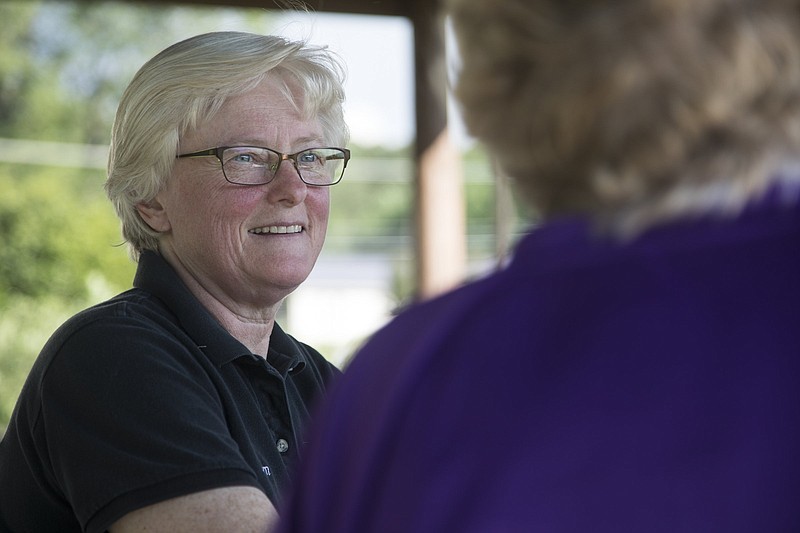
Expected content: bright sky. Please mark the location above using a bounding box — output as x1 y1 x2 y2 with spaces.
272 12 416 149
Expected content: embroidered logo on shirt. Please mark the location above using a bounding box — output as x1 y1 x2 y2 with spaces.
262 465 272 476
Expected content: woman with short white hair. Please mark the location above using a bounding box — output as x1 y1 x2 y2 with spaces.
0 31 350 532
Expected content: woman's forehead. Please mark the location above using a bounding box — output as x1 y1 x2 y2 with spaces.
181 109 323 152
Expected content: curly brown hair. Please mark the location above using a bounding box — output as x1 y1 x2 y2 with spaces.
449 0 800 234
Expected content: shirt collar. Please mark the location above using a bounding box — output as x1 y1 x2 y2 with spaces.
133 251 249 366
132 251 307 374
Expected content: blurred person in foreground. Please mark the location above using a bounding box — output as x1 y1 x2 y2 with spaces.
0 31 349 532
278 0 800 531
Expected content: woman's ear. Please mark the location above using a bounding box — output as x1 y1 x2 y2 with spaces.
136 197 171 233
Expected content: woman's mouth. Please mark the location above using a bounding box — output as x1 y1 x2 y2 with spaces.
249 224 303 235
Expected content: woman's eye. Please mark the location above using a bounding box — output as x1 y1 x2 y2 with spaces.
298 152 320 164
231 153 255 164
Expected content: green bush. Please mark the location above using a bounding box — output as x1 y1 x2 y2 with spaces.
0 165 135 435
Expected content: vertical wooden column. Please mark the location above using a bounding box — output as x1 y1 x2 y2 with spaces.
411 0 466 300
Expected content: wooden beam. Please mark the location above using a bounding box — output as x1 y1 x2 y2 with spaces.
118 0 411 17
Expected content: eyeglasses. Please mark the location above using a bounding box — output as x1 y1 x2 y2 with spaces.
176 146 350 186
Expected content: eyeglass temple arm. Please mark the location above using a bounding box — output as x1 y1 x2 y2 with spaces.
176 148 219 159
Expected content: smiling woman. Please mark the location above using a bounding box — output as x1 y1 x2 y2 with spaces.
0 31 348 532
0 0 433 453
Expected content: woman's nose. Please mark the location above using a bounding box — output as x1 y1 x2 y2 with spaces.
265 161 308 204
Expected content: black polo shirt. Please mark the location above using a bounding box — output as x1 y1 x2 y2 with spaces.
0 251 340 533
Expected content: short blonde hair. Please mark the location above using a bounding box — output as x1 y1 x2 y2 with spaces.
448 0 800 234
106 31 349 259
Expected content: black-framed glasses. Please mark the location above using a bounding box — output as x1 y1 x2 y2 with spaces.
176 146 350 186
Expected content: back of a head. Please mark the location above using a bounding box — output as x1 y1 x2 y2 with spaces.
448 0 800 234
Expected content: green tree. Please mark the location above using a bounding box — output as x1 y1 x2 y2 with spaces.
0 165 132 303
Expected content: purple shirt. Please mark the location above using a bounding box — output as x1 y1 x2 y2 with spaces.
279 192 800 532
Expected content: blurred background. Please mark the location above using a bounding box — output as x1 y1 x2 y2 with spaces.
0 0 532 435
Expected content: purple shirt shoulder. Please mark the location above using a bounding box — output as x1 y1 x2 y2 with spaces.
279 195 800 532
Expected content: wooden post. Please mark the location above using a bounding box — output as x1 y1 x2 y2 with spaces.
411 0 466 300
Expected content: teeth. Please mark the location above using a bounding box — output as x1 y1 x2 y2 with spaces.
250 225 302 235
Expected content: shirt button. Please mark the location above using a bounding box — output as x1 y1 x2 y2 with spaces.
276 439 289 453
